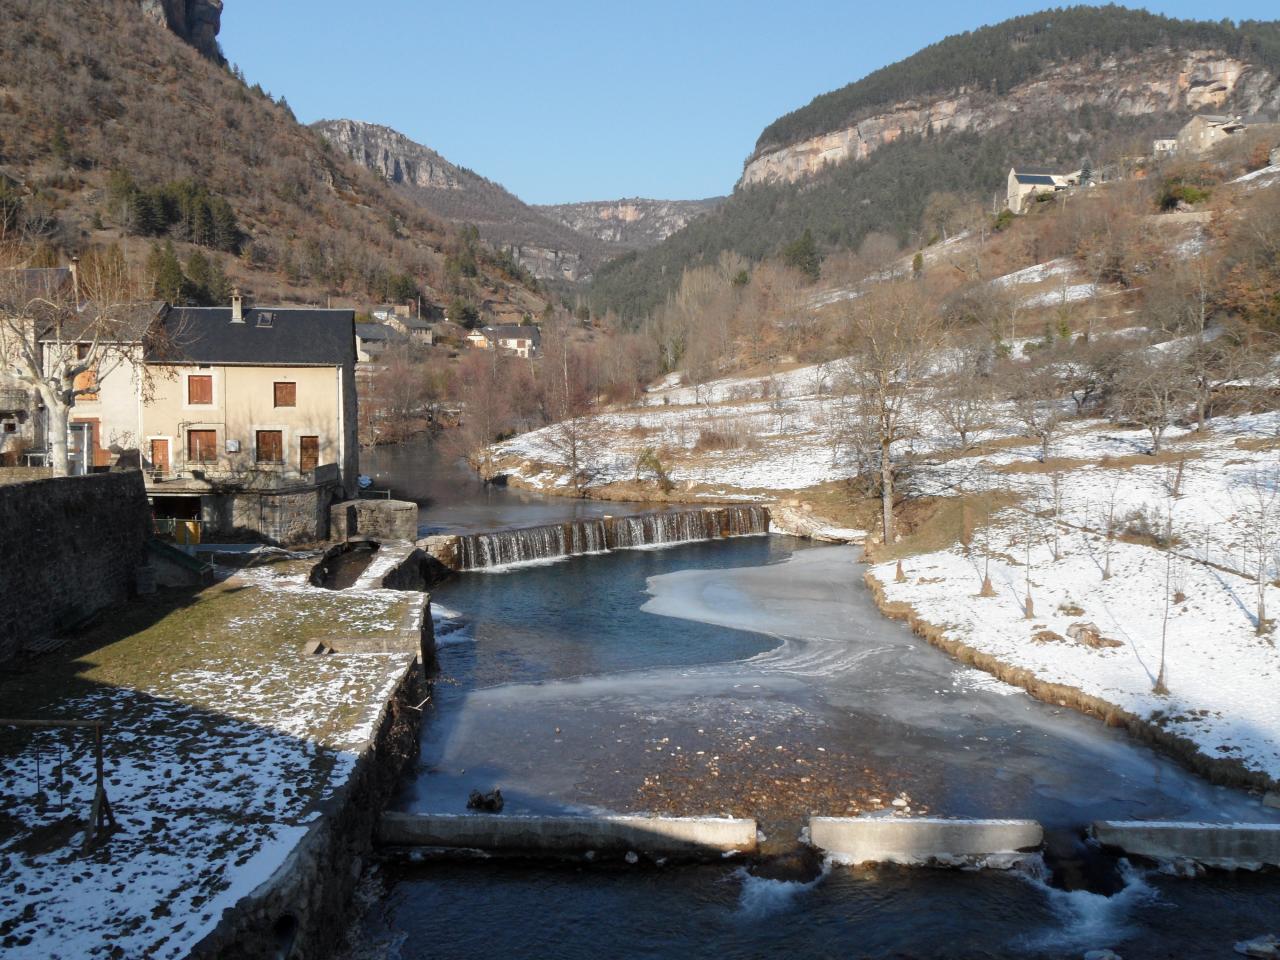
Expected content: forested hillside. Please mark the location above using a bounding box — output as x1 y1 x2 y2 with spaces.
589 7 1280 321
0 0 544 314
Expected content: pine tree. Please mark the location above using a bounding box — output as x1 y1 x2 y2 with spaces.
149 242 188 304
186 250 213 305
782 229 822 281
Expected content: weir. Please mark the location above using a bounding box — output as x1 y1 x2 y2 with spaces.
451 505 770 570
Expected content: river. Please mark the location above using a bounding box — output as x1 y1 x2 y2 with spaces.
352 440 1280 959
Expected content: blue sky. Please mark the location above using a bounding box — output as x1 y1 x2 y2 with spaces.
222 1 1276 205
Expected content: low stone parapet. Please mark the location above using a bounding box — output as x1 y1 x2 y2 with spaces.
331 498 418 541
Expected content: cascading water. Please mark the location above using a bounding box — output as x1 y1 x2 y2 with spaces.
454 505 770 570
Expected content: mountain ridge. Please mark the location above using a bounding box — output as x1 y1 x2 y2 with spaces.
313 119 722 283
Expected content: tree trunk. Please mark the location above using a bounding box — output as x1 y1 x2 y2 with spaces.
880 435 894 544
42 390 71 477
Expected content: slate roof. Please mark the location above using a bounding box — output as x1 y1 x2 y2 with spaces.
1014 174 1057 186
354 322 405 342
159 307 355 366
36 301 167 344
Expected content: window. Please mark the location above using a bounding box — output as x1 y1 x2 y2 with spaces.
188 375 213 405
299 435 319 473
256 430 283 463
187 429 217 462
273 382 296 407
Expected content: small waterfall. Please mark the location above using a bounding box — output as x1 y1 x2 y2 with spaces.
455 505 770 570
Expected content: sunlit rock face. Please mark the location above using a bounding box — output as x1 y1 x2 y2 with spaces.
140 0 223 60
742 50 1280 187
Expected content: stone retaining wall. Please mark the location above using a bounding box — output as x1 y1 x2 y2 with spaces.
187 657 426 960
0 472 151 662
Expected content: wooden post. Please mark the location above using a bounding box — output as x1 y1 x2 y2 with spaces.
0 719 114 850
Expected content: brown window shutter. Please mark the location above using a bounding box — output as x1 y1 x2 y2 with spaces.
274 382 296 407
188 375 213 405
256 430 283 463
299 435 319 472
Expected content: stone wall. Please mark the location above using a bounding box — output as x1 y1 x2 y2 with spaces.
0 466 54 487
330 499 418 542
0 472 152 662
199 483 336 545
187 655 426 960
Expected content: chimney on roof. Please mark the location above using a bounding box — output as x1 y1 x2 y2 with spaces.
231 288 244 324
70 257 80 308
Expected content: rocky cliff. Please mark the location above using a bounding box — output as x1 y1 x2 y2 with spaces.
314 118 605 282
139 0 223 60
742 50 1280 187
537 198 724 251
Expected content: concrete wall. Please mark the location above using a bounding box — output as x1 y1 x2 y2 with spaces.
378 813 758 859
0 471 151 662
809 817 1044 866
1093 820 1280 869
330 498 418 542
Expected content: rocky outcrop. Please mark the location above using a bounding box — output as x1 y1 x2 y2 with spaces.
140 0 223 60
742 50 1280 187
537 197 724 251
313 118 606 282
315 119 463 191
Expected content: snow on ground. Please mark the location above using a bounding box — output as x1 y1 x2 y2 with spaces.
991 258 1076 288
1232 163 1280 188
0 562 420 959
872 496 1280 782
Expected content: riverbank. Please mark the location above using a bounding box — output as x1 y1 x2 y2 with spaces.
865 534 1280 798
0 558 427 959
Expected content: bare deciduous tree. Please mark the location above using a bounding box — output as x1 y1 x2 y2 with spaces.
0 241 158 475
838 282 942 544
1008 359 1064 462
1110 349 1195 455
930 334 993 449
1229 462 1280 637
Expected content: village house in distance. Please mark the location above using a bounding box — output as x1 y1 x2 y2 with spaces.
9 288 358 543
142 293 358 543
463 323 541 358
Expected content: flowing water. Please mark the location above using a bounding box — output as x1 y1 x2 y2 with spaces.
354 441 1280 958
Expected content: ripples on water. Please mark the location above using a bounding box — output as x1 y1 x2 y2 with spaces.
349 452 1280 957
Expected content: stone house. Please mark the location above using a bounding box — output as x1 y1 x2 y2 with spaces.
140 296 358 544
466 324 541 359
354 322 405 362
381 313 433 345
35 300 167 475
1152 134 1179 156
1176 114 1245 156
1006 166 1079 214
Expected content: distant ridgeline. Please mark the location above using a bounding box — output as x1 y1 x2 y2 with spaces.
589 7 1280 320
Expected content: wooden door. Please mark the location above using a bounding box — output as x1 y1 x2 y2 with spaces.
150 438 169 473
299 435 319 473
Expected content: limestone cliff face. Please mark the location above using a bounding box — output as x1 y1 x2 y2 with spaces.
537 198 724 251
139 0 223 59
742 50 1280 187
315 119 463 191
313 118 603 282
